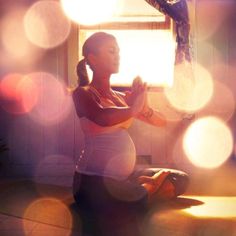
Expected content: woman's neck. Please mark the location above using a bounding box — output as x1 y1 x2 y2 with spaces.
90 74 112 94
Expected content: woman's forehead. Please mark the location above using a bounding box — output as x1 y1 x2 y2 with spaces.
100 38 119 49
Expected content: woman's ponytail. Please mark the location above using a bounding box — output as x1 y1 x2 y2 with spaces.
76 58 89 87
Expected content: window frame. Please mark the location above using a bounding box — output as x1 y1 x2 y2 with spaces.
65 16 172 91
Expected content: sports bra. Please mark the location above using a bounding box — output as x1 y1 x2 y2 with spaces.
80 86 133 136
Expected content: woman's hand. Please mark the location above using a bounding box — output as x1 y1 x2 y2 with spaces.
131 76 144 95
125 76 145 105
132 76 152 113
130 77 148 116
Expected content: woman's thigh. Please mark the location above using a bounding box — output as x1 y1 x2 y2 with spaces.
73 172 148 235
73 172 148 213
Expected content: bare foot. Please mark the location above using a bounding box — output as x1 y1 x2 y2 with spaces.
140 170 171 195
155 178 176 200
151 170 171 193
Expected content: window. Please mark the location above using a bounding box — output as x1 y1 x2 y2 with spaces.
66 14 175 90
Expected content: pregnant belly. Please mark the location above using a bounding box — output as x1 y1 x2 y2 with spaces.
85 129 136 180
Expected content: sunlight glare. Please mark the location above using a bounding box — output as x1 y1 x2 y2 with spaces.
81 30 175 87
61 0 118 25
164 63 214 113
102 137 144 202
0 73 38 114
0 7 43 64
148 92 185 122
27 72 73 126
183 117 233 169
24 198 73 234
113 30 175 86
182 196 236 218
24 1 71 49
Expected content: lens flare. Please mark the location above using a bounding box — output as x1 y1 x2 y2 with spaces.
0 7 43 64
1 8 29 59
27 72 73 126
105 153 136 181
101 132 143 202
183 117 233 169
164 63 214 113
24 1 71 49
109 30 175 87
60 0 118 25
23 198 73 232
0 73 38 114
148 92 192 122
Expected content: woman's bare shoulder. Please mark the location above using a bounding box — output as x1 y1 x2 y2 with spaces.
72 86 102 118
72 86 91 99
72 85 101 108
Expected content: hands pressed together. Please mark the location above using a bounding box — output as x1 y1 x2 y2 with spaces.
126 76 149 117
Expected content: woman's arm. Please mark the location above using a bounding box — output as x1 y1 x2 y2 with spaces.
137 107 167 127
72 86 146 127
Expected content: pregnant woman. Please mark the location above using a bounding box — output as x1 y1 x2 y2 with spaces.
72 31 189 236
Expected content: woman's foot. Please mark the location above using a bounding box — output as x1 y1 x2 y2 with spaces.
139 170 174 197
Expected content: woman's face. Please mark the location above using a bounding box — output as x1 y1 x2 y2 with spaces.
90 38 120 75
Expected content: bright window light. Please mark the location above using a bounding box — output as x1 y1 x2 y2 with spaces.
79 29 175 87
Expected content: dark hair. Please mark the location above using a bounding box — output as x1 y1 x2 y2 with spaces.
76 32 116 87
76 59 89 87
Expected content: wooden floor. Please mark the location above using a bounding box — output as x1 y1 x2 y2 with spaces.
1 195 236 236
1 162 236 236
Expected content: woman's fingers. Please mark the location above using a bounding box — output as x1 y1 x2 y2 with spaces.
131 76 139 92
157 179 176 200
132 76 145 93
130 79 148 116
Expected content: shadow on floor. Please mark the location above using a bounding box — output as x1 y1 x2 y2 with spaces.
1 179 236 236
